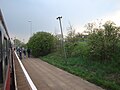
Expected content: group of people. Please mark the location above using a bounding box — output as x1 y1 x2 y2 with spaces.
16 47 31 60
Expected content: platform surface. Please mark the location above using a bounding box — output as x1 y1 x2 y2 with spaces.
22 58 104 90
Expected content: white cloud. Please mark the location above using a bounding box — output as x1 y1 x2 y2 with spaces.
74 25 85 33
102 10 120 26
75 10 120 34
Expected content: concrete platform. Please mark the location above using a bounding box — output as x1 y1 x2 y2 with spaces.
22 58 104 90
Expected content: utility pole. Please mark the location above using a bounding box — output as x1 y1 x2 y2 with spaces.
56 16 67 59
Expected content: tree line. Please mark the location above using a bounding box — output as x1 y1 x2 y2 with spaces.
27 21 120 62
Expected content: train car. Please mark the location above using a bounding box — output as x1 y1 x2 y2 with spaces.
0 9 12 90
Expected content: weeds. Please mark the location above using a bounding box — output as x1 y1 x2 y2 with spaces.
41 53 120 90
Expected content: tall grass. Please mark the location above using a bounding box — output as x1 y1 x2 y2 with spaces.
41 53 120 90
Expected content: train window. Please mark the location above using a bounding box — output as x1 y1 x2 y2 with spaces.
3 38 8 66
0 31 1 62
2 38 8 82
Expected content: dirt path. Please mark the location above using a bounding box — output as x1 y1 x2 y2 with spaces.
22 58 104 90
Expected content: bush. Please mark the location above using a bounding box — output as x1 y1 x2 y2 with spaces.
65 42 89 58
87 21 120 61
71 42 89 58
41 53 120 90
27 32 55 57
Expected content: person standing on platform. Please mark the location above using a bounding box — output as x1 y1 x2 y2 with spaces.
23 48 26 58
27 48 31 58
19 47 22 60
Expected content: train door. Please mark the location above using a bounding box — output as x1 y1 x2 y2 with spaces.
0 31 3 88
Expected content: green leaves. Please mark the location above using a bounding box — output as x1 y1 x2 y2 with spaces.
87 21 120 61
41 53 120 90
27 32 55 57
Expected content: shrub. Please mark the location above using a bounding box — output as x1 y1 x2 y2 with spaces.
65 42 89 58
87 21 120 61
27 32 55 57
71 42 89 58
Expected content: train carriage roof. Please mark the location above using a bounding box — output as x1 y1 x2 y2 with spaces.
0 9 10 39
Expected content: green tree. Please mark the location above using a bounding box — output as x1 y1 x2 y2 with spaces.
65 24 77 57
66 24 77 43
87 21 120 61
14 39 24 47
53 34 62 52
27 32 55 57
65 24 89 57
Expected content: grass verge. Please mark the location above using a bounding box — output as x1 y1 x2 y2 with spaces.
40 53 120 90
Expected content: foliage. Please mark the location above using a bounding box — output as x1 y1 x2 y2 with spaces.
53 34 62 51
41 53 120 90
14 38 24 47
63 22 90 58
65 24 86 43
26 21 120 89
86 21 120 61
27 32 55 57
71 42 89 58
65 42 89 58
66 24 76 43
65 24 89 58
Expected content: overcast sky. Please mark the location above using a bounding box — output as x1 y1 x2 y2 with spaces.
0 0 120 43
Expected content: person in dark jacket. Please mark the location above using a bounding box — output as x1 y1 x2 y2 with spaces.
27 48 31 58
23 48 26 58
19 47 22 60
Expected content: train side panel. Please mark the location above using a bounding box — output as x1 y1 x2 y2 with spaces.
0 10 12 90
